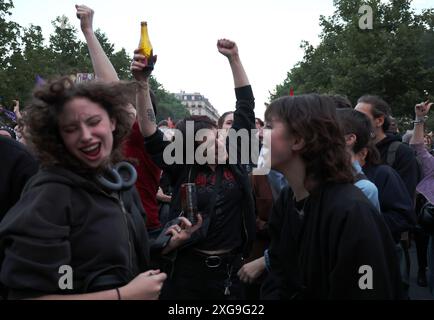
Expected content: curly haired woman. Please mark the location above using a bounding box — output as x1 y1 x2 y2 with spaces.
0 79 199 300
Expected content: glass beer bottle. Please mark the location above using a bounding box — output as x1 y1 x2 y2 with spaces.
139 21 154 73
180 183 198 225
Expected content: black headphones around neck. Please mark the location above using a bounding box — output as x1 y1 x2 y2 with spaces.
95 162 137 191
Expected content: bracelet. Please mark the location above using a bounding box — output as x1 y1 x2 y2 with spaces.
115 288 122 300
414 115 428 123
413 119 427 124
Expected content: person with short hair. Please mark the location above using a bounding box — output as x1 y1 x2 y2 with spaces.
263 94 401 299
355 95 419 201
355 95 419 298
336 109 380 211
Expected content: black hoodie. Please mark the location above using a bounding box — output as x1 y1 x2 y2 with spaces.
266 183 402 300
0 166 150 299
376 134 419 202
363 164 416 243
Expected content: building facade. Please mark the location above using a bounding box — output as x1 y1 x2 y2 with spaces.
174 91 220 123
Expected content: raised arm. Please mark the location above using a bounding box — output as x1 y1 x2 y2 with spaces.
410 101 434 179
76 5 119 82
131 49 157 137
217 39 250 88
410 101 432 145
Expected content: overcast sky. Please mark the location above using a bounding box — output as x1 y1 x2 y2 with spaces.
10 0 432 119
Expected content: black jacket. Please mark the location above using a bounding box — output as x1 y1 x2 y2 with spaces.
144 86 257 257
0 166 150 299
364 164 416 242
0 136 38 221
267 183 402 300
376 134 419 201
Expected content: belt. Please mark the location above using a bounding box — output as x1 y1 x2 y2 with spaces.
184 249 243 269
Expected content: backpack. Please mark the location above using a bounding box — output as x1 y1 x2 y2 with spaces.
386 141 422 183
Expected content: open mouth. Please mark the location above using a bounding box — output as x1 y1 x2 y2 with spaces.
80 143 101 159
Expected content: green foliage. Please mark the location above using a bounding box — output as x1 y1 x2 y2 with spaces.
270 0 434 131
149 77 190 122
0 0 187 123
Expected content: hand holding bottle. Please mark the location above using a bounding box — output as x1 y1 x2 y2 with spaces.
132 22 157 80
131 49 157 82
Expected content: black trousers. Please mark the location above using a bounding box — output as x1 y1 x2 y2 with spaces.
414 229 429 271
160 250 244 300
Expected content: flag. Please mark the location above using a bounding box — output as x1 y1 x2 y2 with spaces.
36 75 46 87
0 108 16 124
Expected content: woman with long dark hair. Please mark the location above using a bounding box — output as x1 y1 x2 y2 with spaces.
131 38 256 300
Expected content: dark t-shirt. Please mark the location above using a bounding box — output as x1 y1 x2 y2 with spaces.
193 166 243 251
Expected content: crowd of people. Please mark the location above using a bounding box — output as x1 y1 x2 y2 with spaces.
0 5 433 300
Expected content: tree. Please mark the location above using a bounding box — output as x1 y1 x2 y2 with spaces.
49 15 91 76
270 0 434 130
149 76 189 122
0 0 21 106
0 7 187 124
0 0 20 68
111 48 132 80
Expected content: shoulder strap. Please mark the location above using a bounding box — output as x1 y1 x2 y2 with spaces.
354 172 368 183
386 141 401 167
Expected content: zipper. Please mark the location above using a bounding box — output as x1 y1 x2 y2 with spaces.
118 194 133 276
242 206 249 256
92 184 134 277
